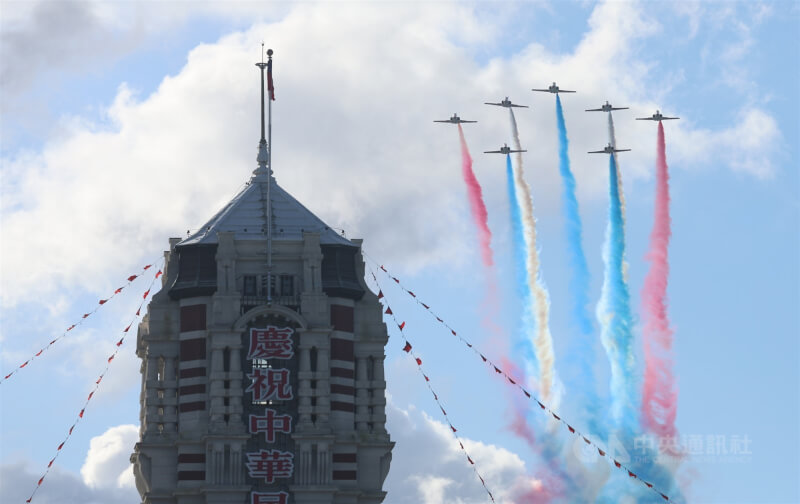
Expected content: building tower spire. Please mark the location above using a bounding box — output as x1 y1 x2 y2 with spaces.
254 44 274 302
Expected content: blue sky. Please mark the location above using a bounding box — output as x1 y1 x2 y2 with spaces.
1 1 798 503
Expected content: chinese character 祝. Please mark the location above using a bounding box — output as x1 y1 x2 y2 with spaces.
246 450 294 483
248 326 294 360
247 368 293 402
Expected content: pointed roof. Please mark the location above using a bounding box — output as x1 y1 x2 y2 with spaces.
178 177 353 247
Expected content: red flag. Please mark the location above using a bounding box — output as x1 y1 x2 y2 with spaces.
423 374 429 382
99 299 107 305
144 264 152 270
552 413 560 420
82 313 89 318
408 291 416 297
537 401 545 409
466 343 472 348
128 275 138 282
48 458 55 468
440 406 447 415
436 317 443 322
398 321 405 330
523 389 531 398
421 303 429 309
450 330 457 336
20 361 28 368
467 456 474 464
35 350 43 357
380 265 387 271
115 287 124 294
155 270 163 278
614 460 621 468
433 392 438 400
645 482 653 488
598 448 606 456
385 307 393 315
507 377 516 384
143 289 150 299
124 323 132 333
480 354 487 362
392 277 399 284
267 59 275 101
377 290 384 299
450 425 457 433
38 476 44 485
628 471 636 478
568 425 575 433
67 324 76 331
415 358 422 365
108 355 115 363
79 408 85 418
583 437 591 444
69 425 75 435
402 342 412 352
136 307 141 316
88 391 94 400
57 442 64 451
4 373 11 379
660 493 669 500
116 338 124 347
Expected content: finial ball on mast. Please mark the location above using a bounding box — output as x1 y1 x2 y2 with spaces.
267 49 273 57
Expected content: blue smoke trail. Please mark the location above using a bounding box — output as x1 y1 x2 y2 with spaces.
555 96 603 433
506 154 537 371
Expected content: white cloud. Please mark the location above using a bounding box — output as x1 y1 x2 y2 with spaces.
0 461 138 504
80 424 138 489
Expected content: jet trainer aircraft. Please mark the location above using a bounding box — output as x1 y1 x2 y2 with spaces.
532 82 576 94
588 143 631 154
484 97 528 108
586 101 629 112
636 110 679 121
434 114 477 124
485 143 526 154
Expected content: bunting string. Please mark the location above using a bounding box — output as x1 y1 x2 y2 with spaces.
2 261 159 384
367 261 671 502
25 263 163 503
370 270 495 503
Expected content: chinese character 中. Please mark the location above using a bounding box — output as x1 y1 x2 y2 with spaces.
246 450 294 483
250 408 292 442
246 367 293 402
248 326 294 360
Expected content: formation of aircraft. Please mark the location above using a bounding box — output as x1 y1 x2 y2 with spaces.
636 110 679 121
532 82 576 94
586 101 628 112
484 97 528 108
433 114 477 124
588 143 631 154
484 143 526 155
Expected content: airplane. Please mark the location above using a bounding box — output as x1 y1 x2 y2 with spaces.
586 101 629 112
636 110 679 121
532 82 576 94
433 113 477 124
484 97 529 108
485 143 526 154
588 143 631 154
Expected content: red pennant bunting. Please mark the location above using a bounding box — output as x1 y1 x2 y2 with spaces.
377 290 384 299
424 374 429 382
628 471 636 478
436 317 443 322
128 275 138 282
38 476 44 485
107 355 115 363
143 264 152 270
433 392 438 400
568 425 575 433
124 323 132 333
493 366 501 374
507 377 516 384
552 413 560 420
380 265 387 271
645 482 653 488
392 277 399 283
155 270 162 278
79 408 85 418
4 374 11 380
614 460 621 468
408 291 416 297
49 339 56 345
136 308 141 316
598 448 606 456
398 321 406 330
415 358 422 365
98 299 107 305
537 401 545 409
47 459 54 468
421 303 429 309
57 442 64 451
661 493 669 500
96 376 103 384
67 325 76 331
115 287 124 294
20 361 28 368
35 350 43 357
69 425 75 435
87 391 94 400
441 407 447 415
450 426 457 433
402 342 412 352
82 313 89 319
467 456 474 464
450 329 457 336
142 289 150 299
583 437 591 444
385 307 393 315
466 343 472 348
523 390 531 398
116 338 124 347
480 354 487 362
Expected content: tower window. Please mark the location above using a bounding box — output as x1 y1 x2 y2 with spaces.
280 275 294 296
243 275 257 296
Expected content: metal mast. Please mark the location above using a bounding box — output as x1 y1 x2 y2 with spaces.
255 45 274 303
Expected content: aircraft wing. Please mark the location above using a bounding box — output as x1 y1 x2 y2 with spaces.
531 89 550 93
559 89 576 93
635 117 656 121
510 149 527 153
509 104 529 108
585 107 604 112
661 116 679 120
484 149 504 154
611 106 629 110
433 120 450 123
484 102 502 106
587 150 606 154
460 119 478 123
614 148 632 152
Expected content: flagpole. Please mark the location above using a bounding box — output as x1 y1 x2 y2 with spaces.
266 49 273 304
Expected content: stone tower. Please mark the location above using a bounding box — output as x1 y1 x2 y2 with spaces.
131 53 393 504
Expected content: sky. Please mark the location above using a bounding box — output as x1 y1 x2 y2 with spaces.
0 1 798 503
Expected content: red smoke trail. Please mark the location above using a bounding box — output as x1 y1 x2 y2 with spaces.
641 122 678 442
458 124 494 267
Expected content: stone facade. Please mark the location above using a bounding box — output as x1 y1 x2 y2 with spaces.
131 175 393 503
